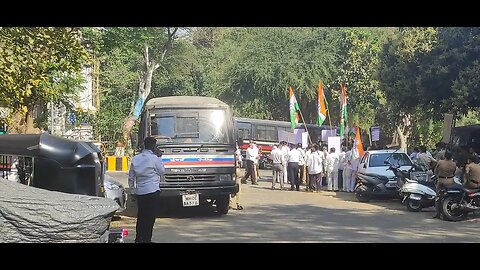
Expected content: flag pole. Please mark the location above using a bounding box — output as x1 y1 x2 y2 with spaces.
297 107 313 145
293 85 312 145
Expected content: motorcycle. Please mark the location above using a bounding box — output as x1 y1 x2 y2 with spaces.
259 153 273 169
354 171 400 202
439 181 480 221
399 175 436 212
355 161 425 203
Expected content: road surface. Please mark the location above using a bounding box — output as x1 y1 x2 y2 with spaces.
108 170 480 242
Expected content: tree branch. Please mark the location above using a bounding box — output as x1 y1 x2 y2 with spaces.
159 27 178 62
144 45 150 67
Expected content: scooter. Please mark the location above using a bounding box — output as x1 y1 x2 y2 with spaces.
355 162 423 203
399 175 437 212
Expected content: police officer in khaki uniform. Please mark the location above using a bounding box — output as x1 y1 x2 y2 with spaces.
432 150 456 219
464 156 480 189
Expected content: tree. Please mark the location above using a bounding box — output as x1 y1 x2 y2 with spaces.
101 27 179 140
0 27 88 133
378 27 438 151
336 28 393 133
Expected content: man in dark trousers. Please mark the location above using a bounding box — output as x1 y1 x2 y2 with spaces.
128 137 165 243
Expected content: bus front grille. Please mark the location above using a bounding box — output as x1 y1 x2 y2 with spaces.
164 174 216 182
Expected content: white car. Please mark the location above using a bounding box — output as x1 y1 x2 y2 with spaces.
357 149 414 179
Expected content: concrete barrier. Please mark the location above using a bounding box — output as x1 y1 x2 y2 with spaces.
106 156 129 172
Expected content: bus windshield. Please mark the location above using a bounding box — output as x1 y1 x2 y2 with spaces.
150 109 233 144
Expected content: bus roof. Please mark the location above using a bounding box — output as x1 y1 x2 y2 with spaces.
146 96 228 108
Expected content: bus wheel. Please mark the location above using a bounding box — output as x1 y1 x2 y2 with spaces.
215 195 230 216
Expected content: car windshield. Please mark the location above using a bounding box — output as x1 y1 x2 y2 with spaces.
369 153 412 167
149 109 233 144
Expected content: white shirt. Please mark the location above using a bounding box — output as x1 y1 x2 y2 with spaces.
128 149 165 195
271 147 284 164
297 148 306 166
246 147 259 162
307 151 323 174
288 148 301 163
326 152 340 173
235 148 242 161
280 146 290 164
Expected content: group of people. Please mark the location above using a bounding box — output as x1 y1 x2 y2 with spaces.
240 140 361 193
408 142 480 218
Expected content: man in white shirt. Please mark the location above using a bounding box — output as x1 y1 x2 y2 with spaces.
343 148 352 192
307 145 323 192
280 141 290 184
338 147 346 191
128 137 165 243
287 144 301 191
241 142 259 185
270 144 285 189
297 143 307 185
326 147 340 191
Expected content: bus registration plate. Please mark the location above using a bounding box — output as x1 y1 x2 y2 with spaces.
182 194 199 207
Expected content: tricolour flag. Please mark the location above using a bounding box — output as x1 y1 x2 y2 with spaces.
289 86 300 130
353 126 364 158
317 81 327 126
339 84 348 137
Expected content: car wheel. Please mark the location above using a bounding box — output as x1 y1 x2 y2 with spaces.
405 198 422 212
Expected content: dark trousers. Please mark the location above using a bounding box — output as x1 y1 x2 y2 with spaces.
338 170 343 190
242 160 257 183
288 162 299 191
299 165 305 184
135 190 160 243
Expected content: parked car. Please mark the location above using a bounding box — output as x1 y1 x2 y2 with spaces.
104 174 127 212
354 149 420 202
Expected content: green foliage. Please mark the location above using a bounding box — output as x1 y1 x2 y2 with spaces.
457 110 480 126
0 27 88 113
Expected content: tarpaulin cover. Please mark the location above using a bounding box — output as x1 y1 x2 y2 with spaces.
0 178 119 243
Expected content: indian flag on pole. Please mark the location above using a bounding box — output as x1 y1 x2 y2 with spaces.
339 84 348 137
289 86 300 130
317 81 327 126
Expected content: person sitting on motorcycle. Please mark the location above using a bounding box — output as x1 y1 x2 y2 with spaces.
464 155 480 189
432 150 457 219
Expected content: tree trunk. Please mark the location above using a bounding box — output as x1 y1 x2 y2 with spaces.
122 27 178 142
397 125 408 152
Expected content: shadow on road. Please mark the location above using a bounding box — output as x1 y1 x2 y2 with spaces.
145 203 480 242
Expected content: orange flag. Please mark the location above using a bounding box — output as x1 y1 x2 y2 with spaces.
354 126 364 157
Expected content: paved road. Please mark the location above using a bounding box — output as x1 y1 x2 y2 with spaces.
108 170 480 242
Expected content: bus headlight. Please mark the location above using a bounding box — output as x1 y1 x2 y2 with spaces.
219 174 232 182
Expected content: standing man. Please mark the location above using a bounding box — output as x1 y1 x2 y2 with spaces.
280 141 290 185
128 137 165 243
297 143 307 185
287 144 301 191
241 142 259 185
326 147 340 191
307 145 323 192
270 144 285 190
